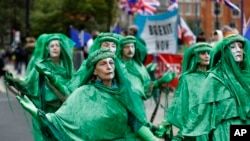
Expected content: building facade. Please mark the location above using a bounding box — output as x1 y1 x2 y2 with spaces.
158 0 250 41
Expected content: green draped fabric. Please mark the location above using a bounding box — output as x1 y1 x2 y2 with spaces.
116 36 153 123
54 32 124 95
121 60 153 99
135 35 147 63
39 48 147 140
166 43 212 141
117 36 153 99
14 33 75 106
180 34 250 141
5 33 75 141
47 85 138 141
89 32 122 55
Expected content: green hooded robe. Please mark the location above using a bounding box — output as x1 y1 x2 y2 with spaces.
116 36 154 120
166 43 212 141
180 34 250 141
5 33 75 141
38 48 148 141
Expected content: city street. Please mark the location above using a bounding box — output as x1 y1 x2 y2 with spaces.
0 63 177 140
0 90 33 141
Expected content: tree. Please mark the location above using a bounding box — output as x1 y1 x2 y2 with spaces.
30 0 120 37
0 0 27 48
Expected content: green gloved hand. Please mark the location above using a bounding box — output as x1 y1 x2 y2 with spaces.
16 95 38 118
4 72 28 94
35 65 55 81
4 72 15 86
146 63 158 73
171 135 185 141
35 65 61 89
154 120 172 138
138 126 159 141
154 70 176 88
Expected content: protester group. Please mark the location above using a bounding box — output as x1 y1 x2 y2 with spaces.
3 24 250 141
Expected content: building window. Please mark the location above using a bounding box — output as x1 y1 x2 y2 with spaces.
213 2 222 16
185 3 191 15
195 3 200 16
232 3 240 17
214 21 221 29
229 22 237 28
179 3 183 15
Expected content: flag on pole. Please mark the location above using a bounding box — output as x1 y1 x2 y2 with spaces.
213 0 240 12
70 27 92 48
111 24 123 34
243 17 250 40
120 0 160 15
179 17 196 46
167 0 178 11
244 27 250 41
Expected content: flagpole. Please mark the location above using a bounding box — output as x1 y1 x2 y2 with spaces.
195 0 199 37
241 0 244 34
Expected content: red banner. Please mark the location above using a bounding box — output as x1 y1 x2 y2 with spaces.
144 54 183 87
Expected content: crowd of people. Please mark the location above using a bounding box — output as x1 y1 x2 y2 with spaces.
2 23 250 141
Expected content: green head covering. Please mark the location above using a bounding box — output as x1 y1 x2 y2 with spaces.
181 42 212 75
207 34 250 120
210 34 247 68
89 32 121 55
24 33 75 96
193 42 213 53
79 48 147 124
120 35 136 46
117 35 141 64
86 48 115 68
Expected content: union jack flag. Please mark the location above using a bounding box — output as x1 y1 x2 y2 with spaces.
120 0 160 15
167 0 178 11
214 0 240 12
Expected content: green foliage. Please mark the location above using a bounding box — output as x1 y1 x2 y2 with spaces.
0 0 27 47
30 0 120 37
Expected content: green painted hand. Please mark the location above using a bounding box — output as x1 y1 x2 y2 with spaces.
16 95 38 118
154 120 172 138
159 70 176 84
146 63 158 72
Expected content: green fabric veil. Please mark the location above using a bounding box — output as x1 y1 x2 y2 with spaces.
166 43 212 137
179 34 250 138
117 35 142 64
17 33 75 99
88 32 121 54
66 32 123 92
84 48 147 123
207 34 250 119
116 36 152 99
181 42 212 76
40 48 147 140
117 36 147 80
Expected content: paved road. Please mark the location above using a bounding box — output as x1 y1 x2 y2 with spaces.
0 91 33 141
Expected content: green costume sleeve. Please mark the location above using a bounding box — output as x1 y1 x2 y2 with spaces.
135 37 147 63
167 72 207 129
38 48 149 141
41 85 143 141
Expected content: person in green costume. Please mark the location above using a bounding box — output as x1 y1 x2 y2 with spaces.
175 34 250 141
37 32 122 97
128 25 148 63
155 42 213 140
116 36 176 118
5 33 75 141
16 48 159 141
